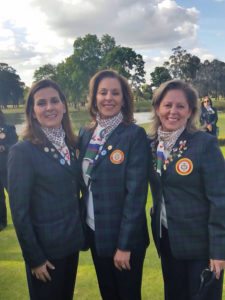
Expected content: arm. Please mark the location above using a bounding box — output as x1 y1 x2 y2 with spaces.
115 127 148 257
8 143 47 268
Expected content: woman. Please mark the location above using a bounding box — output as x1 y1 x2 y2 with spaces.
0 109 17 230
8 79 85 300
200 96 218 136
79 69 149 300
149 79 225 300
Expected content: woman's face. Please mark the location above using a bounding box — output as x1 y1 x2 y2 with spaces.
96 77 123 119
203 96 210 108
33 87 66 128
156 89 192 132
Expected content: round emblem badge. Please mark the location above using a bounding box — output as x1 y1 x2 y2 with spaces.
175 158 193 176
110 150 124 164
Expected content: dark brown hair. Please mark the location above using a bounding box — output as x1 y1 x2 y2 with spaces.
22 79 77 146
88 69 134 125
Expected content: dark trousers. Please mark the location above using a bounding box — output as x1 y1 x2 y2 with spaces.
160 226 223 300
87 227 146 300
0 170 7 226
25 253 79 300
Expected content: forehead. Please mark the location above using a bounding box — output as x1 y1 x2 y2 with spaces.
98 77 122 89
162 89 188 102
34 87 60 100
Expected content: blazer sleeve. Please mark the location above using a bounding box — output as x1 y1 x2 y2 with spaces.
201 136 225 259
8 143 47 268
117 127 149 250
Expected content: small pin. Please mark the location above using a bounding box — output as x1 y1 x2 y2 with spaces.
53 153 58 159
51 148 55 152
44 147 49 152
107 145 112 150
101 150 107 156
60 158 65 165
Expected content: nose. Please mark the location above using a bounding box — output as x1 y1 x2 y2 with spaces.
105 91 112 100
46 101 54 110
170 105 177 114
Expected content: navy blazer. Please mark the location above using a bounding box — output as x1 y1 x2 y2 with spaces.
150 130 225 260
79 123 150 256
8 140 85 268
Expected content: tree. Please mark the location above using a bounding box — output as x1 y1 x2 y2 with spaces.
41 34 146 106
33 64 58 82
0 63 24 107
150 66 172 87
164 46 200 82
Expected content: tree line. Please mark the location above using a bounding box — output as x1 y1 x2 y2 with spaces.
1 36 225 108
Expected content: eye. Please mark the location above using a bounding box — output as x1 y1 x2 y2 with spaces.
164 103 172 108
36 99 46 107
51 97 61 104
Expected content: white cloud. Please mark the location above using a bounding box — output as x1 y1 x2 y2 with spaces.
0 0 207 86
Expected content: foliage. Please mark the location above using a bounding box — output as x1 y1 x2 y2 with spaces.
0 63 24 108
33 34 146 106
33 64 58 82
150 66 172 88
163 46 201 82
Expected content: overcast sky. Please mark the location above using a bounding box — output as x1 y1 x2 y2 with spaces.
0 0 224 86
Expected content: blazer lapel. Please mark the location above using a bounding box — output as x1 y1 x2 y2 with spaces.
163 129 191 174
34 140 77 175
89 123 126 173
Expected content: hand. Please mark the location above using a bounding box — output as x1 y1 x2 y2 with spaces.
31 260 55 282
207 124 212 132
210 259 225 279
113 249 131 271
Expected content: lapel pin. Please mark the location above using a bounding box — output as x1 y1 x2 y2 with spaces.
60 158 66 165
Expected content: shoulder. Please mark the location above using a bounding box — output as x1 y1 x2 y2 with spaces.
10 140 32 153
121 122 147 137
187 130 218 151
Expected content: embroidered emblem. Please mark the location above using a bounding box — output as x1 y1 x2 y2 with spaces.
175 158 193 176
110 150 124 164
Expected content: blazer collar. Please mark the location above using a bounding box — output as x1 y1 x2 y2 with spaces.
35 139 77 175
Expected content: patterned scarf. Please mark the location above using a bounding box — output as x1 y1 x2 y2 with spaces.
42 126 70 165
156 125 185 175
84 111 123 177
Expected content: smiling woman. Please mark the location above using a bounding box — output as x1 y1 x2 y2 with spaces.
7 79 85 300
149 79 225 300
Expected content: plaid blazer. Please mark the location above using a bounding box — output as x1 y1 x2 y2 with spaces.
150 130 225 260
79 122 150 256
8 140 85 268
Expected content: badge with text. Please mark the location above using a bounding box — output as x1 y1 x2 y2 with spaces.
175 158 193 176
110 149 124 164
